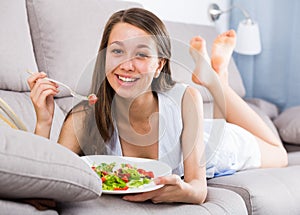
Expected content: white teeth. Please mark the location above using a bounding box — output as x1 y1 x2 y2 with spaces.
118 75 136 82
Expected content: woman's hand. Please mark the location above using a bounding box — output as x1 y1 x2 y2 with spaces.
27 72 59 138
122 174 205 204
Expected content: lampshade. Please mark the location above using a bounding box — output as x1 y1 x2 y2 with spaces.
234 19 262 55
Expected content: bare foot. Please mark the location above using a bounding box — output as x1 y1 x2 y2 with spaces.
189 36 211 86
211 30 236 84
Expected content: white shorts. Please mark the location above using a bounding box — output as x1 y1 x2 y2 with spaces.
204 119 261 178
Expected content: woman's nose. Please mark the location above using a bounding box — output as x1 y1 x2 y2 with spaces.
119 57 134 71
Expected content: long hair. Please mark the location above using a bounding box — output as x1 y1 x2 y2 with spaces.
90 8 175 142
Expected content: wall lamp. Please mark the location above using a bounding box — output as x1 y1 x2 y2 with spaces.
208 3 261 55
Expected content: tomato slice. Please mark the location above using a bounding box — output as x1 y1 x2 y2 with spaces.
144 171 154 178
114 186 129 191
88 94 98 105
137 168 146 174
121 176 129 183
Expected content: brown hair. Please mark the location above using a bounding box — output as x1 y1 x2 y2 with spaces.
90 8 175 142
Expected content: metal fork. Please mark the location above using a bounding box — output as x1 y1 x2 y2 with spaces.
26 70 88 101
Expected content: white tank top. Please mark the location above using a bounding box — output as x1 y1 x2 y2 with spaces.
105 83 187 175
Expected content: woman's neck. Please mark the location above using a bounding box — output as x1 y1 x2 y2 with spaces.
114 91 158 122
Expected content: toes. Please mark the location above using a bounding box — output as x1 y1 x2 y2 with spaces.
190 36 206 52
214 30 236 46
226 29 236 38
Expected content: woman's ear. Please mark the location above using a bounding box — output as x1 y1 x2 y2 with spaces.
154 58 166 78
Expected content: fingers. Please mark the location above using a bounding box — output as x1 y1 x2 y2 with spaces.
27 71 47 90
122 175 185 204
28 72 59 108
122 190 159 202
155 174 182 186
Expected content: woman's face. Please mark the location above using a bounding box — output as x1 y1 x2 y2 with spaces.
105 22 164 99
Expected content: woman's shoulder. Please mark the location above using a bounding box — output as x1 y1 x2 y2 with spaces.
183 85 203 104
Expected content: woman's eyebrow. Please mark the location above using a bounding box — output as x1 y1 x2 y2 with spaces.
109 41 152 50
109 41 124 46
136 44 151 49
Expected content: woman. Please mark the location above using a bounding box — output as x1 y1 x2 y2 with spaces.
27 8 287 204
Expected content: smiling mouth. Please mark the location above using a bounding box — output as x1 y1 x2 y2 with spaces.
117 75 139 83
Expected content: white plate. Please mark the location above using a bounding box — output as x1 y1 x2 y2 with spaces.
81 155 172 194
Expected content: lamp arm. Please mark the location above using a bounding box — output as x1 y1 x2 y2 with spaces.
209 3 254 23
230 4 251 20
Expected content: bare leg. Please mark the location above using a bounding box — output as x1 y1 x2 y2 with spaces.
190 30 288 168
189 36 226 118
211 30 236 85
189 36 211 85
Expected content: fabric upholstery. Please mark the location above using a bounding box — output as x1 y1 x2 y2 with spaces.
0 127 102 202
208 152 300 215
0 0 38 91
0 90 64 141
0 199 58 215
57 187 247 215
274 106 300 145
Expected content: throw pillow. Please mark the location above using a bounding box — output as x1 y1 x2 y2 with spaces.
0 127 102 202
274 106 300 144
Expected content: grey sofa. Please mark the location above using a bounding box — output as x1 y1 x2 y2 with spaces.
1 0 300 214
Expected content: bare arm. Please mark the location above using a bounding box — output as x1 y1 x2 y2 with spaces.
180 86 207 204
27 72 59 139
58 113 82 154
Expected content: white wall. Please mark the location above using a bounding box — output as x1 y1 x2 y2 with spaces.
122 0 230 33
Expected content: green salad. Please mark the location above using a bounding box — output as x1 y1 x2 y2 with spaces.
92 162 155 191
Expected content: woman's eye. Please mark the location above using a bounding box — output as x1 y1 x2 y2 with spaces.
111 49 123 54
136 52 149 59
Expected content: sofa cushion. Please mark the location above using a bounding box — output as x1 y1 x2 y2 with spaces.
0 127 102 202
0 0 38 92
0 199 58 215
0 90 65 142
165 21 246 102
208 152 300 215
274 106 300 145
57 187 247 215
26 0 142 98
287 151 300 166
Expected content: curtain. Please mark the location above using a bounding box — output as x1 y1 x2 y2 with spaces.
230 0 300 111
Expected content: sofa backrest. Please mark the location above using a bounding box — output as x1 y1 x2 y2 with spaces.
0 0 38 92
